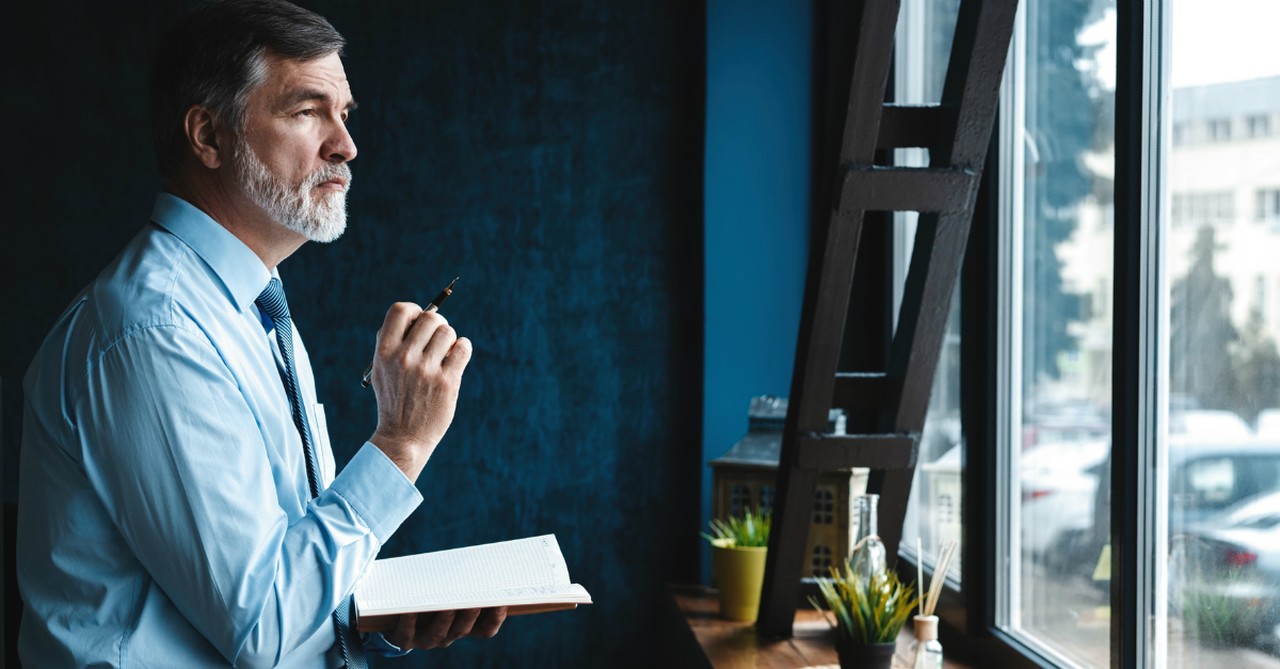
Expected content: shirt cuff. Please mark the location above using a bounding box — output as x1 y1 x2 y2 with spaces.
328 442 422 544
365 631 412 657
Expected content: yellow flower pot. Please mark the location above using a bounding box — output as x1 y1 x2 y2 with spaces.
711 538 768 622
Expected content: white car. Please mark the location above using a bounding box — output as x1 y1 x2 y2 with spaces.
1019 438 1109 565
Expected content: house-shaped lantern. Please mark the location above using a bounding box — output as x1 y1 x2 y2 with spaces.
710 396 868 578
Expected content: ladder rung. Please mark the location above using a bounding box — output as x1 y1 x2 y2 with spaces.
838 166 976 213
795 433 918 471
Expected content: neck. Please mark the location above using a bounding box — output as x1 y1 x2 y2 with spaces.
167 170 306 271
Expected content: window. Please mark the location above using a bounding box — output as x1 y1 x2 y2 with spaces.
1171 192 1235 226
1246 114 1271 138
729 483 752 518
1208 118 1233 142
1258 188 1280 221
807 0 1280 665
758 484 775 512
998 0 1115 665
1166 5 1280 664
811 544 833 577
893 0 1280 667
812 487 834 525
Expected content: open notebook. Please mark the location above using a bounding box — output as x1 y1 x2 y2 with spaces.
354 534 592 633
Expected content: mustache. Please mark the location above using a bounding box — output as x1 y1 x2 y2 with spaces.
305 162 352 190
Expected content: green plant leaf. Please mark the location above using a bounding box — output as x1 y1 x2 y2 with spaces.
810 558 919 644
702 508 771 547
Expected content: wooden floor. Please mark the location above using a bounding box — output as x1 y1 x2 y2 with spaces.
665 585 973 669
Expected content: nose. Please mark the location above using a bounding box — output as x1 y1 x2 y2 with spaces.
323 117 358 164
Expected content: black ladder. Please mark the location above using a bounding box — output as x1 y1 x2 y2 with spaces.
757 0 1020 637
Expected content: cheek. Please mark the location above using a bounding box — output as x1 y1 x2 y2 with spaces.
254 130 320 182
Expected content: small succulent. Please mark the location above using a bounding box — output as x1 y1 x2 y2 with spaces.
701 508 771 548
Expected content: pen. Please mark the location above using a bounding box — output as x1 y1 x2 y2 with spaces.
361 277 459 388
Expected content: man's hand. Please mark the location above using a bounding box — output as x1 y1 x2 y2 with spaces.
368 302 472 481
387 607 508 650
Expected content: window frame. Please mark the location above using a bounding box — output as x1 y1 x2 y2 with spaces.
896 1 1173 667
1109 0 1167 666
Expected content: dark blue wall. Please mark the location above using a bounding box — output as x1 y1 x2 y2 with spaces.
1 1 704 666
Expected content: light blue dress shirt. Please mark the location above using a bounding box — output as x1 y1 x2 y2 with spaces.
18 193 423 668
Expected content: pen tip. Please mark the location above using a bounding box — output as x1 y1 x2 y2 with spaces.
448 276 460 289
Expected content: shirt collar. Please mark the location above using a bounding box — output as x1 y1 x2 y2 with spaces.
151 192 274 313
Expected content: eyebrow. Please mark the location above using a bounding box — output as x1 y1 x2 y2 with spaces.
278 88 359 113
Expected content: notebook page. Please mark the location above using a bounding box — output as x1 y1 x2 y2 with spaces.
356 535 576 615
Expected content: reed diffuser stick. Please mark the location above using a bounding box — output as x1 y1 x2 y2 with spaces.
917 537 925 617
923 539 959 616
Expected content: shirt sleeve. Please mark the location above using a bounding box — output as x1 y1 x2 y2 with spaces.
73 324 421 668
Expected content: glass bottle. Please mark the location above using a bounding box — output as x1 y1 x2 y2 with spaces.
911 614 944 669
849 493 887 588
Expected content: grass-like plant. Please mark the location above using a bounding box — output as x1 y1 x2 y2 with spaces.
1179 569 1266 646
702 508 771 548
811 559 919 644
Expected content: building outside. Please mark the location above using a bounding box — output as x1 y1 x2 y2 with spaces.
1059 76 1280 421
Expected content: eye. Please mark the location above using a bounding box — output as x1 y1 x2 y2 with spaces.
295 108 317 118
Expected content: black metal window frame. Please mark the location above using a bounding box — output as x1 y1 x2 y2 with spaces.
897 1 1167 668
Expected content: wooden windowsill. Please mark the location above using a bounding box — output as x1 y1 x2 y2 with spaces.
664 585 973 669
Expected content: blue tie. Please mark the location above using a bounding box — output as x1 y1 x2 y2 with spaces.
256 278 368 669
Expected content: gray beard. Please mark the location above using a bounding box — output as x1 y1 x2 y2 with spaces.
232 137 351 243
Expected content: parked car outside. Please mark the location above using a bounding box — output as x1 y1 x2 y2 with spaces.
1020 438 1109 568
1256 409 1280 438
1021 416 1279 586
1169 437 1280 531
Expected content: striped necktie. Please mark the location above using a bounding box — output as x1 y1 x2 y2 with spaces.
256 278 368 669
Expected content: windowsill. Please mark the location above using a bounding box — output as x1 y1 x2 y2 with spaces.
663 584 976 668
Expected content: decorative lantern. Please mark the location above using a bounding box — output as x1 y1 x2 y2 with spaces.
710 396 868 578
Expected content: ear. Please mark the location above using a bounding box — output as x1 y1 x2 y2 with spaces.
182 104 224 170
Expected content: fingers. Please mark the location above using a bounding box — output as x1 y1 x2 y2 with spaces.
378 303 459 368
377 302 423 355
389 612 418 649
418 314 458 367
441 337 473 376
401 608 505 650
471 606 507 638
447 607 483 641
368 300 470 482
414 610 457 648
398 306 447 351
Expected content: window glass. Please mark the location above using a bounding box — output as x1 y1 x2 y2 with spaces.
895 0 964 583
1001 0 1115 665
1165 2 1280 664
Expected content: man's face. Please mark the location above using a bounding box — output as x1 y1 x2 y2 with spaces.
231 51 357 243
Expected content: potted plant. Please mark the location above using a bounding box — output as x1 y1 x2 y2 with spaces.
703 508 771 622
811 558 919 669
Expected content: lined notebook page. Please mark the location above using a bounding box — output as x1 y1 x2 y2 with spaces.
355 534 589 617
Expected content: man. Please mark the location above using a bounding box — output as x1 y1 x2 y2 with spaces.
16 1 505 666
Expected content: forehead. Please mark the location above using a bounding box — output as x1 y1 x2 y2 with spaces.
252 51 353 107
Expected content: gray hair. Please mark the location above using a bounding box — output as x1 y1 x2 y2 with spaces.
149 0 346 181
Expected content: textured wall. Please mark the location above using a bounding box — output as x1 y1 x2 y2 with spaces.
1 1 704 666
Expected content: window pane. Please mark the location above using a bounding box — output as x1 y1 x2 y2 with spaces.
896 0 964 583
1165 1 1280 665
1003 0 1115 665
